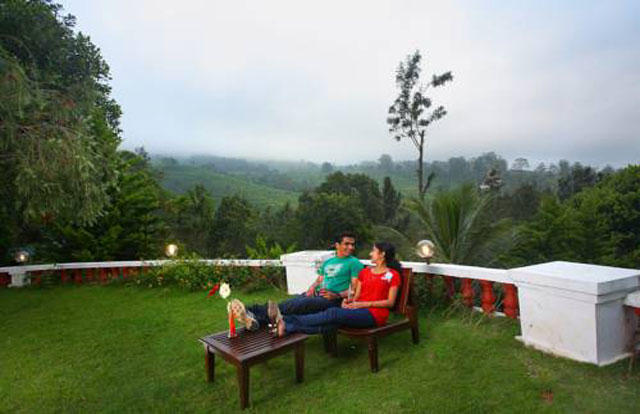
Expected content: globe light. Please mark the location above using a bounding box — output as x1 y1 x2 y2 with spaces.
165 244 178 258
416 240 435 263
14 249 30 264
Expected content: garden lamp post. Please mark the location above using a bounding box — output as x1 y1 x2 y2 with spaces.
416 240 435 264
14 249 30 264
165 243 178 258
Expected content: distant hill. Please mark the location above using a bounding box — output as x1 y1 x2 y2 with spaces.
158 164 300 209
154 152 613 210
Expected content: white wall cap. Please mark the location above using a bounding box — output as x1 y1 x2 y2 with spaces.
398 261 511 284
510 261 640 295
624 290 640 308
280 250 335 265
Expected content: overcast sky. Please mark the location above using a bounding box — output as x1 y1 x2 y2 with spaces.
62 1 639 167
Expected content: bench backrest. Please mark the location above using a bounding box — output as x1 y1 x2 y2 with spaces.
392 268 415 316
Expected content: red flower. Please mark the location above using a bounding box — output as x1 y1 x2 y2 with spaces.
206 283 220 298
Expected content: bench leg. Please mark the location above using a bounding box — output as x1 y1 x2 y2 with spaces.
367 337 379 373
295 343 305 383
322 330 338 357
411 324 420 344
204 346 215 382
236 364 250 409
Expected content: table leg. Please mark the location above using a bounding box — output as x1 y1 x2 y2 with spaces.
295 343 305 383
204 346 215 383
237 364 250 409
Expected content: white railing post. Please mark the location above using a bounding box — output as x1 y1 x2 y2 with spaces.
8 268 30 287
280 251 335 295
509 261 640 366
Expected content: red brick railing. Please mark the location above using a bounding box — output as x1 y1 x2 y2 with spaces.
0 259 518 318
0 259 281 287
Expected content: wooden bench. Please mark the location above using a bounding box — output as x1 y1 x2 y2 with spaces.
199 328 308 409
322 267 419 372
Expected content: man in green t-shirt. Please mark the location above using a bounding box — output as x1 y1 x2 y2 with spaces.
246 232 364 326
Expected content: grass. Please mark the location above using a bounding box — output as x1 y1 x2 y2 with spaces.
1 286 639 413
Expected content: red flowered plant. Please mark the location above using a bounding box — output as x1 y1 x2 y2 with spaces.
206 283 220 298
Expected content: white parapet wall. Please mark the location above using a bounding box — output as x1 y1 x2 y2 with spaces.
509 261 640 366
280 250 335 294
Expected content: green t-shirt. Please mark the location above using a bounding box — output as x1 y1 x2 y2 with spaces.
317 255 364 294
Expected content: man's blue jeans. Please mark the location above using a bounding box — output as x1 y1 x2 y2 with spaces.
248 294 342 325
284 307 375 334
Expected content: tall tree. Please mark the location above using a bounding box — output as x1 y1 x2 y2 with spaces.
382 177 402 225
387 50 453 200
41 150 167 262
0 1 121 263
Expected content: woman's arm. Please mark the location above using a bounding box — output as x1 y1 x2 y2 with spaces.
345 286 398 309
352 278 361 300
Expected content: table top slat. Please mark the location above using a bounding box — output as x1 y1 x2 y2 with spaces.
199 328 308 363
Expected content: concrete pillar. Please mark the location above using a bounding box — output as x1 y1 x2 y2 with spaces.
280 250 335 295
8 269 30 287
510 261 640 366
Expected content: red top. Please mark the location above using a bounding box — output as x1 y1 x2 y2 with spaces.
357 267 401 326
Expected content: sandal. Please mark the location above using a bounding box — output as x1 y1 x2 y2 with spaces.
267 300 283 337
228 299 260 331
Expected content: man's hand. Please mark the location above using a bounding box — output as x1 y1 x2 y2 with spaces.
322 290 340 300
305 287 316 297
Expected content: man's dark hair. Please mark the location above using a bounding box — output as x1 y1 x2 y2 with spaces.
334 232 356 244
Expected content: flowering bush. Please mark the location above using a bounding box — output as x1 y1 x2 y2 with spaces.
130 254 285 292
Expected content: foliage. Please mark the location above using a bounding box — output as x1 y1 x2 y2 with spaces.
256 203 299 249
36 150 167 262
165 184 216 256
315 171 384 223
408 184 515 266
506 165 640 268
557 161 600 201
246 235 296 259
0 1 121 263
0 47 120 226
133 256 250 291
296 192 371 249
387 50 453 200
210 195 257 257
382 176 402 225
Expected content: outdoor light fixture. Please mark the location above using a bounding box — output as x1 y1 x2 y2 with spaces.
416 240 435 264
14 249 30 264
165 243 178 258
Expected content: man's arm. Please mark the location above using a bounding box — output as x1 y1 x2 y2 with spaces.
305 274 323 297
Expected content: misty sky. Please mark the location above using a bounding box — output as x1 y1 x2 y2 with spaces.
62 1 640 167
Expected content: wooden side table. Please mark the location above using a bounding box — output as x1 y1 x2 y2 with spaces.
199 328 308 409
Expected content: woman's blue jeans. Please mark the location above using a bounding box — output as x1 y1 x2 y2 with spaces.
284 307 375 334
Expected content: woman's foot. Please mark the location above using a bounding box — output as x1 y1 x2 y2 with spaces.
276 318 286 338
229 299 260 331
267 300 283 337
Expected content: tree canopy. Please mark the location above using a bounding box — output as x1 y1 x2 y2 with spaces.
387 50 453 200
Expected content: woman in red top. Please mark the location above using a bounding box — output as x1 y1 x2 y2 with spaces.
272 241 401 337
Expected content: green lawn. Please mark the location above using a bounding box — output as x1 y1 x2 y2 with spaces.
1 286 639 413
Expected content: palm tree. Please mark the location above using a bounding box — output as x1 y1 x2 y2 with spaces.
407 184 515 265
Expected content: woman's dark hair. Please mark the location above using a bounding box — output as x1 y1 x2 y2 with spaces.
374 241 402 274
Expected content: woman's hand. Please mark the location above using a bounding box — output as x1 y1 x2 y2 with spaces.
343 301 367 309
